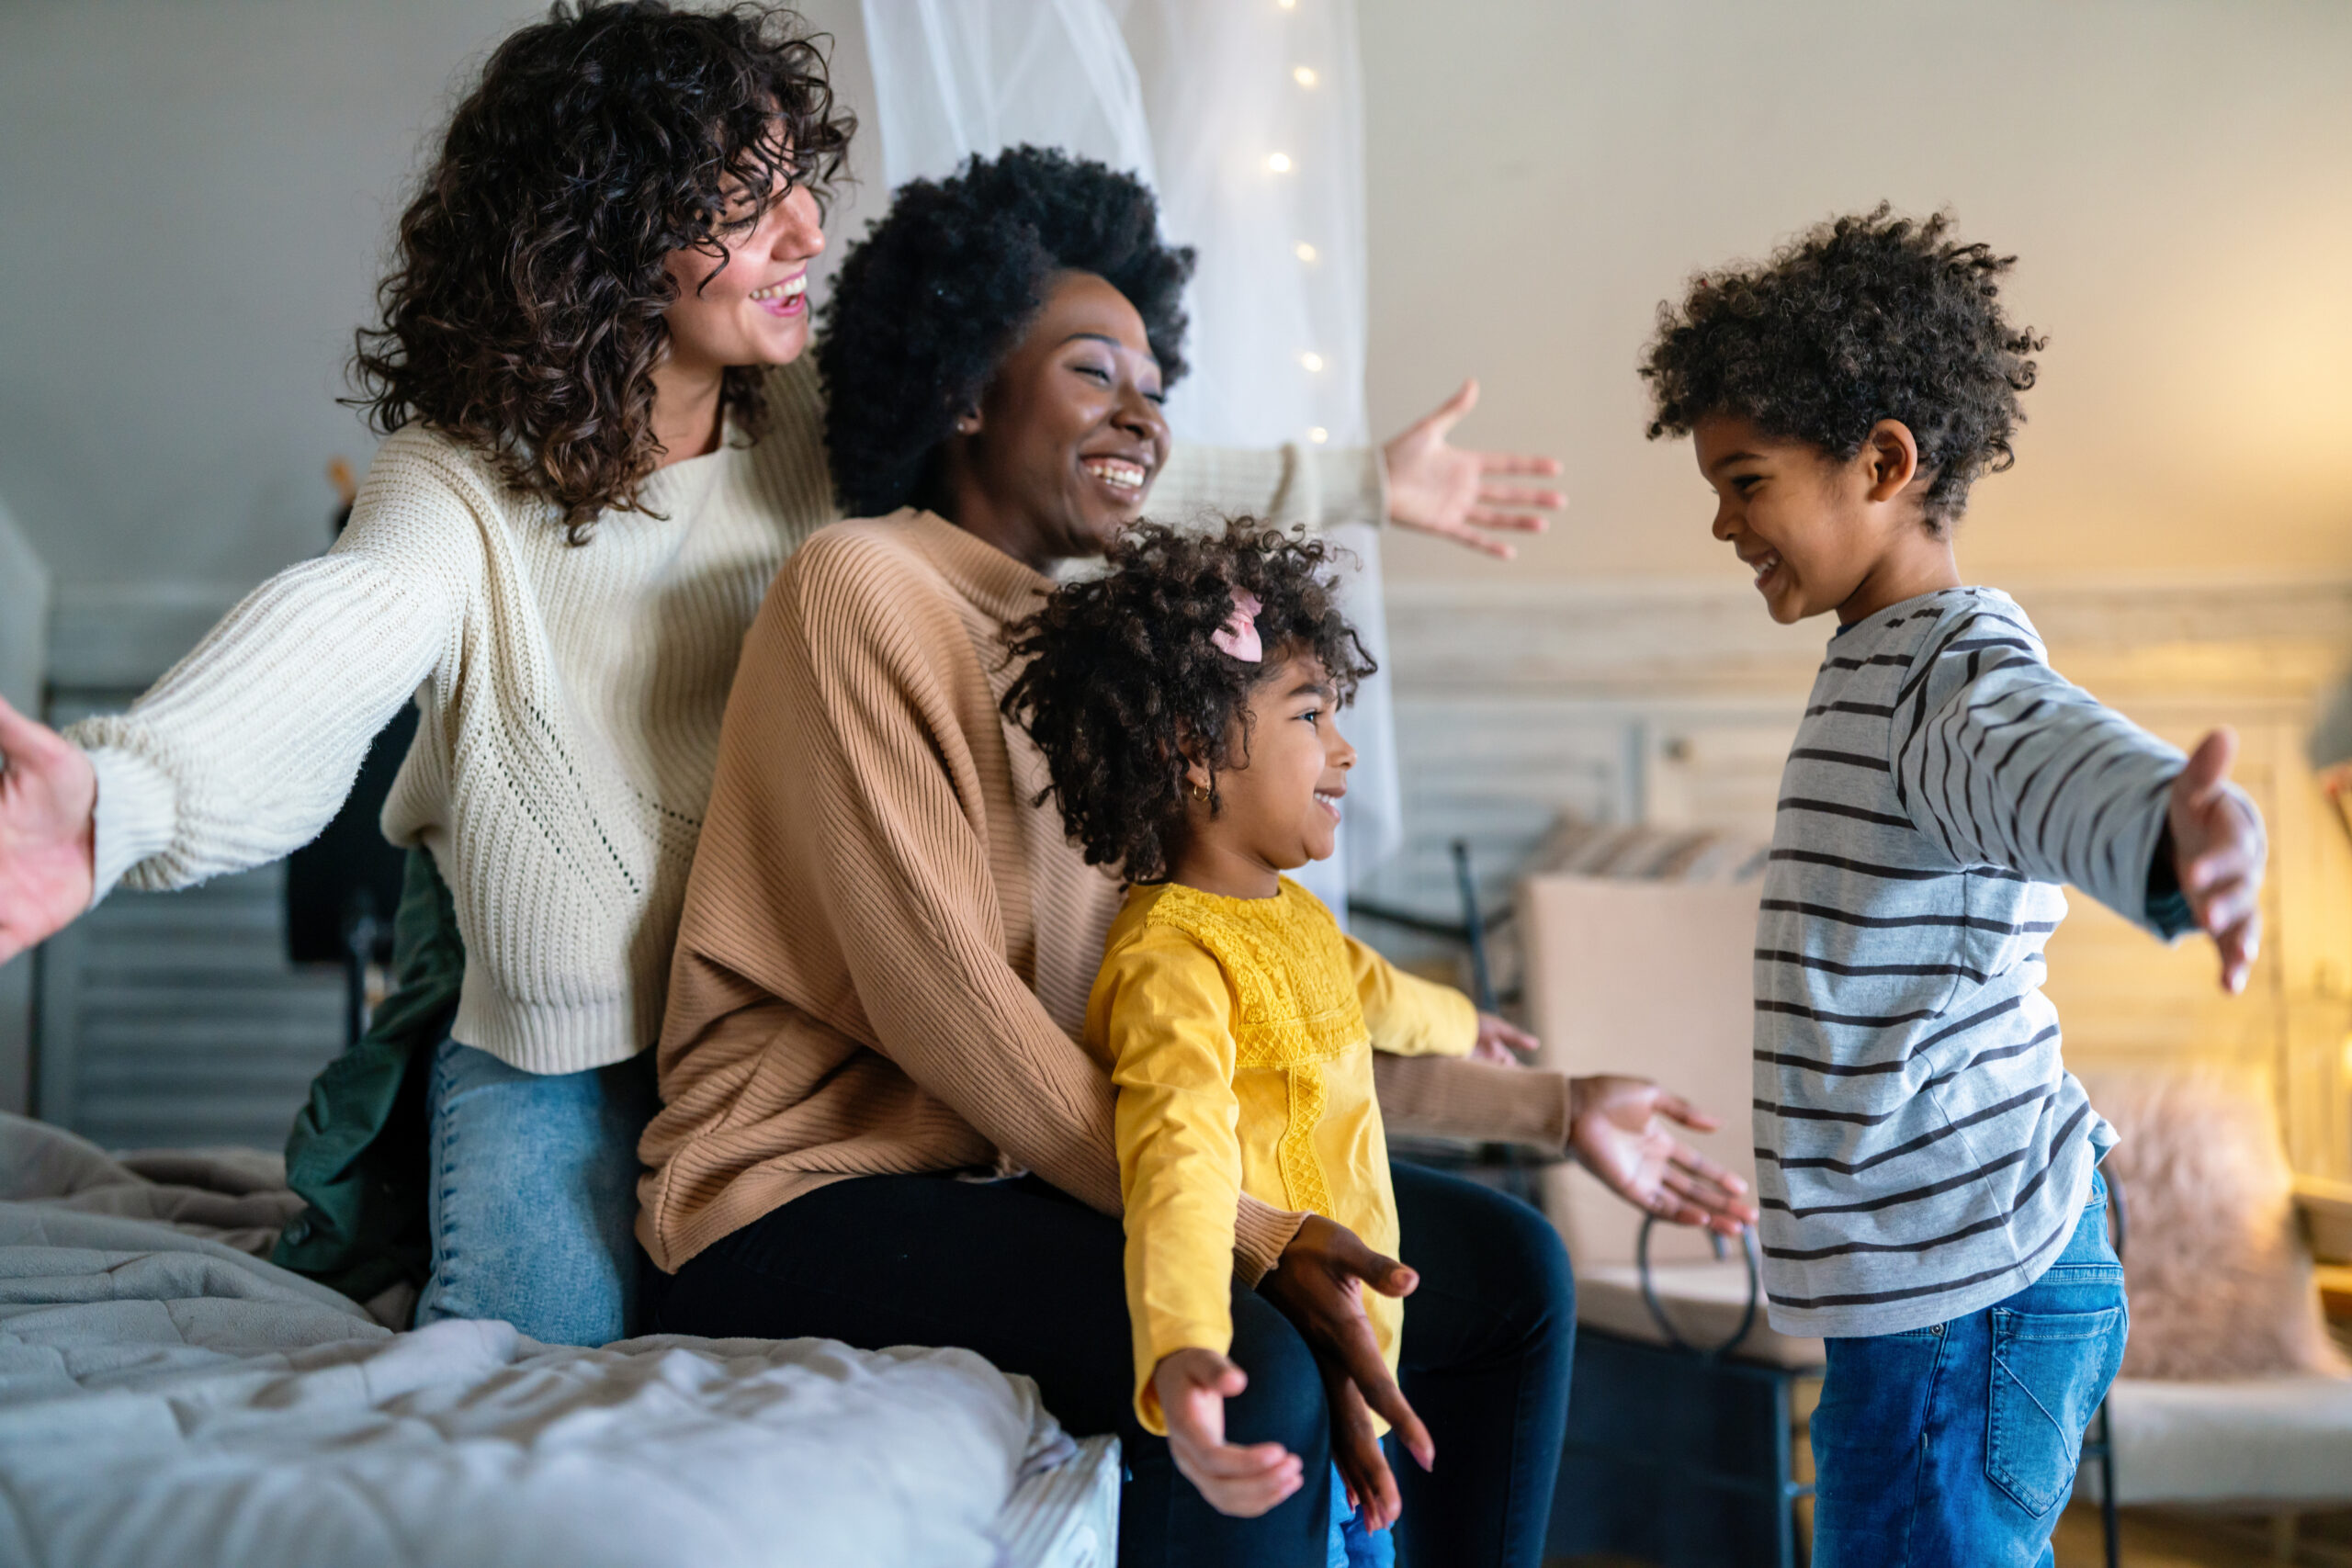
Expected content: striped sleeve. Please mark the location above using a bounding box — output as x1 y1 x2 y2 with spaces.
1890 607 2188 935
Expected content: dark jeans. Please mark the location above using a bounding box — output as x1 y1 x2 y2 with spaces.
648 1160 1576 1568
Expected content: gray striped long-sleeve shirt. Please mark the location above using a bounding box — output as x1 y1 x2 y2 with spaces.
1755 586 2212 1337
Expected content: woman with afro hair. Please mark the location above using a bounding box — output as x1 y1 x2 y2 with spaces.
639 146 1755 1568
0 6 1565 1349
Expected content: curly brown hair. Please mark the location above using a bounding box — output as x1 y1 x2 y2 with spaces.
1640 205 2046 532
1001 520 1375 884
348 2 853 541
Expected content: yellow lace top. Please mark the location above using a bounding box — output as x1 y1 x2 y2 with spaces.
1084 876 1476 1431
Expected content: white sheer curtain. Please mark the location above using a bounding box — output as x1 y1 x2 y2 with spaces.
858 0 1402 912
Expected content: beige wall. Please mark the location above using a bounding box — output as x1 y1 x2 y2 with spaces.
1359 0 2352 585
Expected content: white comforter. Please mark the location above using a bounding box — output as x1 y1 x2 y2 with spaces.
0 1116 1073 1568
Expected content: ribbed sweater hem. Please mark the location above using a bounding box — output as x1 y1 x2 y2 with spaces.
450 972 650 1077
84 745 178 908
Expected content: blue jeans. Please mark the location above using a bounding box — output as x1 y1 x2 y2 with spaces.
1810 1170 2128 1568
413 1037 658 1346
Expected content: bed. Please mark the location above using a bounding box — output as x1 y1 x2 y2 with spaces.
0 1113 1116 1568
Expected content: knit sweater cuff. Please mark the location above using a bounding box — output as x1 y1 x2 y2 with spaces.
1233 1197 1309 1286
1307 443 1390 528
83 744 176 909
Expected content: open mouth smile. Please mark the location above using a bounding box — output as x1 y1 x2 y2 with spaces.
1314 789 1344 823
1080 457 1148 495
751 273 808 316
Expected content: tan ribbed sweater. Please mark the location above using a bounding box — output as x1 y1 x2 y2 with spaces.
638 513 1578 1280
65 356 1385 1075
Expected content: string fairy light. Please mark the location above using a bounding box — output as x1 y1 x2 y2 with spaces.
1264 152 1292 173
1294 65 1317 87
1300 351 1324 372
1295 242 1318 263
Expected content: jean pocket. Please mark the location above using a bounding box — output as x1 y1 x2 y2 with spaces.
1984 1303 2127 1517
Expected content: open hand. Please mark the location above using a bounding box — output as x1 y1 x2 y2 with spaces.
1569 1075 1757 1237
1154 1348 1305 1517
1381 378 1564 559
2168 728 2266 994
0 694 96 964
1470 1011 1537 1065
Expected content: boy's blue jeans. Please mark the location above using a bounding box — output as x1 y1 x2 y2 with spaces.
1810 1169 2126 1568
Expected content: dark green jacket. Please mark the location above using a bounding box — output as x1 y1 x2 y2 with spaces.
271 848 459 1302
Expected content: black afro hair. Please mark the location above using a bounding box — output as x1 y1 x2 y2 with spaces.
1001 518 1375 885
1640 204 2047 531
816 144 1194 519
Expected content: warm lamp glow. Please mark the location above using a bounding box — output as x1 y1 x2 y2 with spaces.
1295 242 1318 263
1264 152 1293 173
1294 66 1318 87
1307 426 1329 444
1276 0 1297 9
1300 351 1325 372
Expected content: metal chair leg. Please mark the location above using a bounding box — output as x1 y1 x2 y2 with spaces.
2096 1402 2120 1568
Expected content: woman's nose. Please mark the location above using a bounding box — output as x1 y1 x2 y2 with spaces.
1117 383 1168 444
776 184 825 261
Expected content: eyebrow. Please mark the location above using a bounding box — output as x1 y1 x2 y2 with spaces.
1705 449 1765 475
1058 332 1133 350
1288 681 1336 701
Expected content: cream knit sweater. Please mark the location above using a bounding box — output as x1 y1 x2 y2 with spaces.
68 356 1387 1076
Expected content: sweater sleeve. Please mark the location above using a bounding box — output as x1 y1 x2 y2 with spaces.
64 437 467 904
1151 442 1388 533
780 539 1306 1280
1348 933 1476 1058
1097 925 1249 1433
1889 602 2243 935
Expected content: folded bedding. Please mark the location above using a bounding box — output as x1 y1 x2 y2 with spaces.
0 1114 1083 1568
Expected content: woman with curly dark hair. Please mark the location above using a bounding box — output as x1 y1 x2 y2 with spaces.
0 6 1557 1348
640 147 1753 1568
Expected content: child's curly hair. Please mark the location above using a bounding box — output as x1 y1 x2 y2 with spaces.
1001 520 1374 884
1640 204 2046 533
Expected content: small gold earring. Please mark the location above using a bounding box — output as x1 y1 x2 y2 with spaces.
1191 780 1209 802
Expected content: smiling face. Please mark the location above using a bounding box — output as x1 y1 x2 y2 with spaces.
1693 412 1956 626
940 270 1172 570
1177 651 1357 897
661 176 827 378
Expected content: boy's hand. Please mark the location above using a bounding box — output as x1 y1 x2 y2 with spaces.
1568 1076 1758 1237
1471 1011 1537 1065
1321 1365 1404 1533
0 694 97 965
1154 1348 1304 1518
2168 728 2266 995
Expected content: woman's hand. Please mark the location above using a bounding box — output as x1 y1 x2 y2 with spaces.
1257 1212 1435 1524
1470 1011 1537 1065
0 694 96 964
1569 1075 1758 1237
1153 1348 1306 1518
2168 728 2266 995
1381 378 1565 559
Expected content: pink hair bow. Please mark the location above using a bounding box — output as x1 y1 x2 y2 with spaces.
1211 587 1263 662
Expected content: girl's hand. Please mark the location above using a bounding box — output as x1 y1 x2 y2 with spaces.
2167 728 2266 995
1568 1075 1758 1237
0 694 96 964
1471 1011 1537 1065
1153 1348 1304 1517
1381 378 1565 559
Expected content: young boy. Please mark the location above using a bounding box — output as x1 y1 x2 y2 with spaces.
1640 207 2267 1566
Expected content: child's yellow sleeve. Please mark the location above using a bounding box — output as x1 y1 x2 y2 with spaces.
1345 932 1477 1058
1099 925 1248 1434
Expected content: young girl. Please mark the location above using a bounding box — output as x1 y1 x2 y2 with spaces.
1002 520 1537 1562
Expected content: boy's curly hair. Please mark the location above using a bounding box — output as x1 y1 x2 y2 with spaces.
818 145 1194 519
1001 520 1374 884
349 2 854 542
1639 205 2046 532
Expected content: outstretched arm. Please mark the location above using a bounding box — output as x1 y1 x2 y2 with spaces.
1152 378 1563 557
1894 604 2266 990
